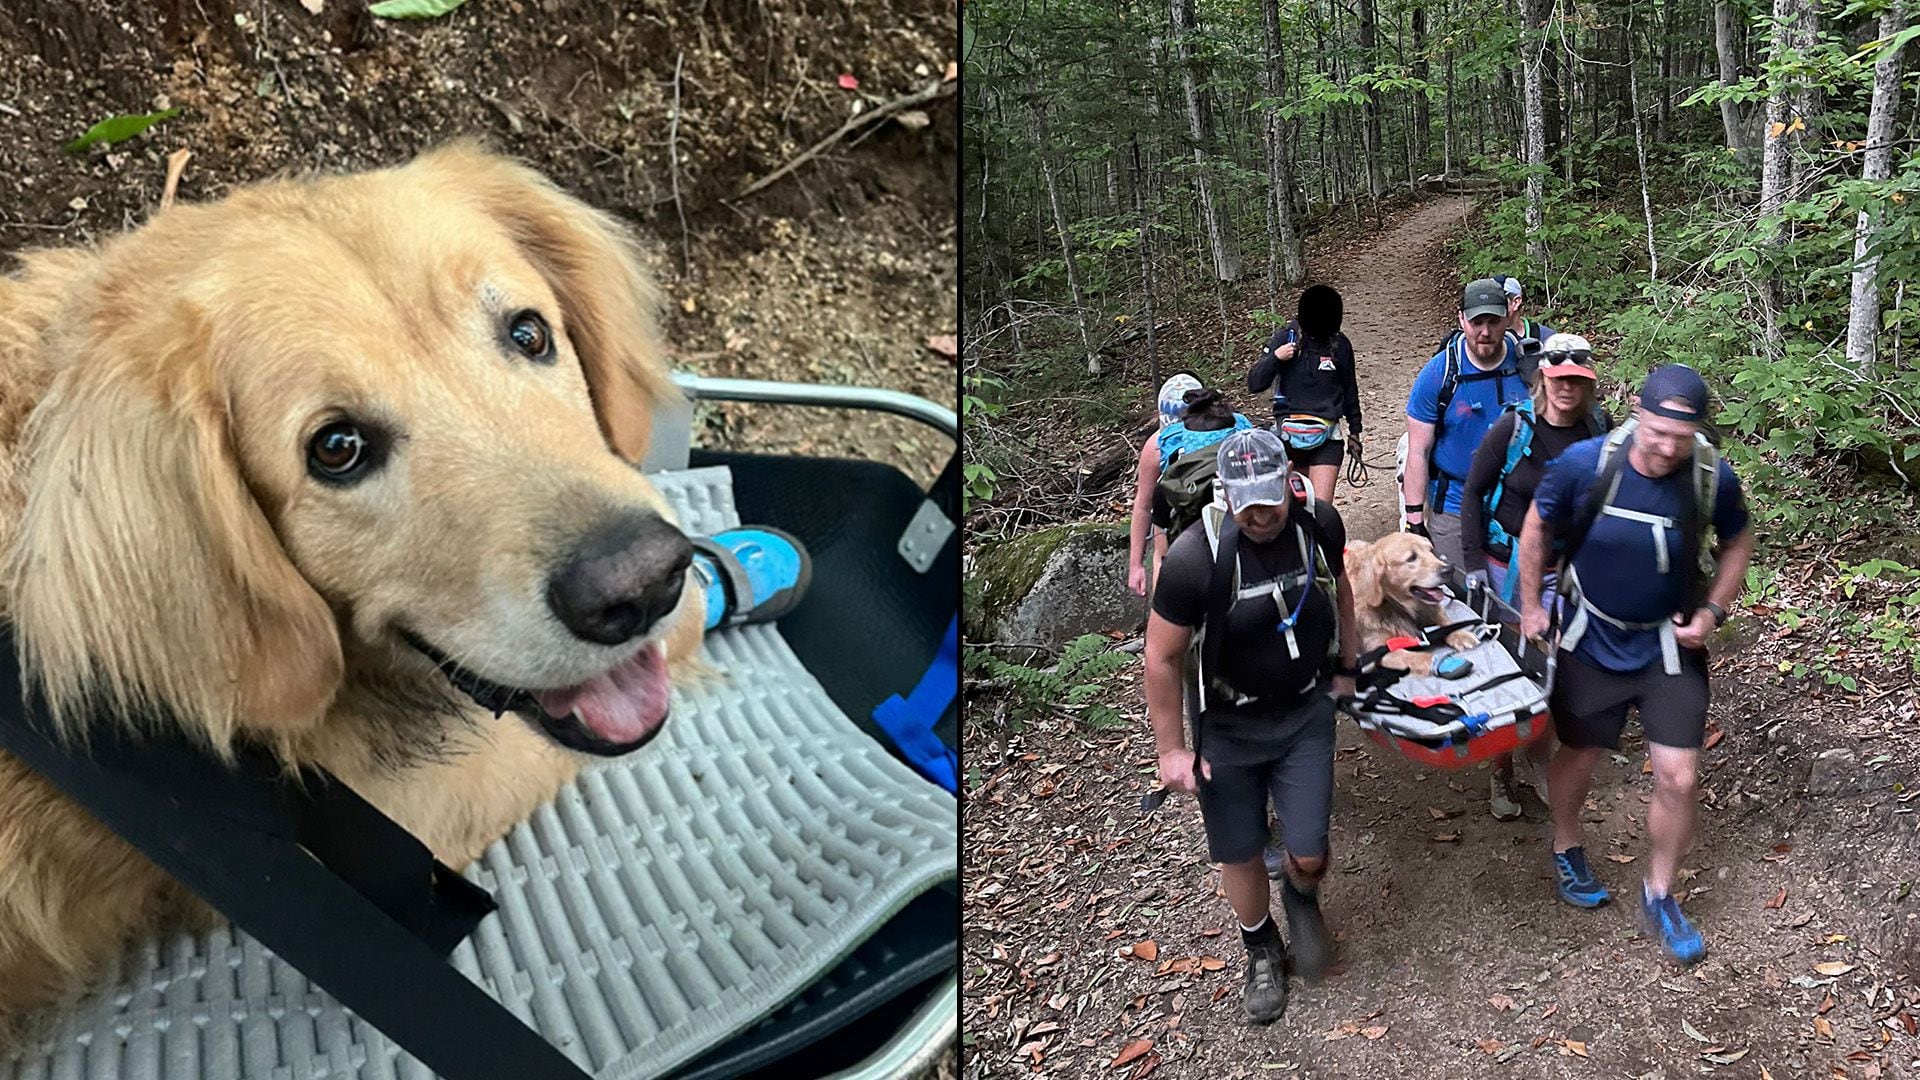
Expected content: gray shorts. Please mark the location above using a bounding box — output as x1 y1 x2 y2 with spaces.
1426 510 1465 570
1195 694 1336 863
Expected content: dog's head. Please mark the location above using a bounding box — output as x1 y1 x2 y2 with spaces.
1349 532 1451 615
10 142 696 760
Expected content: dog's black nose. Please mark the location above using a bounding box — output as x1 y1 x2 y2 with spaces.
547 512 693 646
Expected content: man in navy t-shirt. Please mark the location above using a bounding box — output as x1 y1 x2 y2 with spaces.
1513 365 1755 967
1402 279 1532 568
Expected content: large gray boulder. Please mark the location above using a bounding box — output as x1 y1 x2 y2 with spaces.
966 523 1143 651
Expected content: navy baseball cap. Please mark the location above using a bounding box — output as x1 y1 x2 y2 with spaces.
1638 364 1711 421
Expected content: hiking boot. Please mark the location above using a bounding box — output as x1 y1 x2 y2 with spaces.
1242 931 1289 1024
1553 846 1610 908
1489 769 1522 820
1641 885 1707 965
1280 879 1331 982
1263 843 1288 880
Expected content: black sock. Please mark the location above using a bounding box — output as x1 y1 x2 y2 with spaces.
1240 915 1278 949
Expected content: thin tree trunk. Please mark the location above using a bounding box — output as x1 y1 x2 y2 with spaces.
1413 6 1431 164
1030 97 1102 376
1262 0 1307 284
1358 0 1387 198
1628 32 1659 281
1758 0 1794 350
1846 0 1906 377
1444 0 1455 178
1171 0 1242 282
1131 135 1162 388
1713 1 1747 150
1518 0 1548 262
1788 0 1821 194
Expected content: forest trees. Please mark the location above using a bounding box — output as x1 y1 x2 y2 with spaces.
965 0 1919 513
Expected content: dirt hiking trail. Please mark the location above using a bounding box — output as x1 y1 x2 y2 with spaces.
963 197 1920 1080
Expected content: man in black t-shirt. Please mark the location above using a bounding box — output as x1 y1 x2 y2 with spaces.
1143 429 1359 1024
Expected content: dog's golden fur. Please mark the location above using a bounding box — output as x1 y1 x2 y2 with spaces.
0 142 704 1030
1345 532 1481 676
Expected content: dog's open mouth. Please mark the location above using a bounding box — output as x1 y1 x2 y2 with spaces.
1410 584 1448 605
402 632 670 757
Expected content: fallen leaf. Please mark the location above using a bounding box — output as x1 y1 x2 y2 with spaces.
1541 1003 1558 1020
1901 1011 1916 1036
1199 956 1226 971
1110 1039 1154 1069
1791 912 1815 927
894 109 932 130
1427 806 1451 820
1818 993 1836 1014
1774 843 1794 854
1642 759 1653 774
299 0 324 12
1704 1049 1750 1065
1488 993 1517 1012
1131 940 1159 962
367 0 472 17
1211 985 1230 1003
1431 831 1461 843
1362 1025 1388 1040
1607 853 1637 864
1047 993 1069 1010
925 333 957 358
1813 961 1855 977
837 73 860 90
1562 1039 1589 1057
1815 1016 1834 1040
944 60 958 82
1127 1052 1162 1080
1682 1019 1712 1043
1199 927 1222 937
1703 726 1725 750
1477 1039 1505 1055
1846 1051 1876 1062
1766 887 1788 910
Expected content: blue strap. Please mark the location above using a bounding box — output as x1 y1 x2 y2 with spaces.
1459 711 1492 736
872 616 959 793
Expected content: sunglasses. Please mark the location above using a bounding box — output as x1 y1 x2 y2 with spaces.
1544 349 1593 365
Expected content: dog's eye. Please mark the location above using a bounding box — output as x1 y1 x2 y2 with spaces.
508 310 553 361
308 422 373 482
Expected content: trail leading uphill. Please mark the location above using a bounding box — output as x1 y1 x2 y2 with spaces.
962 196 1920 1080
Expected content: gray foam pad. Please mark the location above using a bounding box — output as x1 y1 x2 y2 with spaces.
1352 596 1549 740
1 465 958 1080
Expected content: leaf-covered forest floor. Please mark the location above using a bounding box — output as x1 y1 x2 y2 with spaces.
963 196 1920 1079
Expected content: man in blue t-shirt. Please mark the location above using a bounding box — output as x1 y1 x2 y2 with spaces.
1401 278 1532 568
1513 365 1755 967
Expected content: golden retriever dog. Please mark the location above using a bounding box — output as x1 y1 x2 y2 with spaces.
1346 531 1482 676
0 141 707 1031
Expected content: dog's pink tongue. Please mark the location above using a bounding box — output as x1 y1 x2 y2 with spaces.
535 643 669 745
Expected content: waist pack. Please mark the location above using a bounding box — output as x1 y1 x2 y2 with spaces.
1280 414 1334 451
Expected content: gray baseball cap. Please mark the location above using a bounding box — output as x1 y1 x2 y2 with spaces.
1215 428 1294 512
1460 278 1510 320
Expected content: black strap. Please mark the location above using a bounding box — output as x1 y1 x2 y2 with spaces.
1195 512 1241 760
0 623 592 1080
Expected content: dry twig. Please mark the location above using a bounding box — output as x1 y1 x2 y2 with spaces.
160 148 192 211
734 79 953 201
669 51 691 276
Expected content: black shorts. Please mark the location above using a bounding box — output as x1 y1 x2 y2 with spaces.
1195 695 1336 863
1549 648 1710 750
1283 435 1344 470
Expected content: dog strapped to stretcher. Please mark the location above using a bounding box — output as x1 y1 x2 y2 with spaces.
1340 567 1554 768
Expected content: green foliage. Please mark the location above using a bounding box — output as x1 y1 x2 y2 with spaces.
367 0 473 18
964 634 1135 732
64 109 180 153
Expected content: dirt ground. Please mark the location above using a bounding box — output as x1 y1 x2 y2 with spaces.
0 0 956 485
963 197 1920 1079
0 0 956 1073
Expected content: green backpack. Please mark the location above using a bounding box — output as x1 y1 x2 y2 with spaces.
1157 451 1219 543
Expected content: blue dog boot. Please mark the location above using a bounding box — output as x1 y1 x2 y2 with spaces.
1553 846 1611 908
1641 883 1707 965
690 527 812 631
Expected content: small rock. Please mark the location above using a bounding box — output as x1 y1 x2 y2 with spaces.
1808 748 1863 796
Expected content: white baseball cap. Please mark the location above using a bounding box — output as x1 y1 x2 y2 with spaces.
1215 429 1293 511
1157 373 1203 429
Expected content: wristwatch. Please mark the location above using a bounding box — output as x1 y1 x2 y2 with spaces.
1702 600 1729 628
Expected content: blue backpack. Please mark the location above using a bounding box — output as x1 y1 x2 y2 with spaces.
1481 400 1607 601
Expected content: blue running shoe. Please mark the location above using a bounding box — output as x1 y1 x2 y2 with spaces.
1641 885 1706 965
690 527 812 631
1553 847 1611 908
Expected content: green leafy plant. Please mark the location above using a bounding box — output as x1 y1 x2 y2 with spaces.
963 633 1135 731
64 109 181 154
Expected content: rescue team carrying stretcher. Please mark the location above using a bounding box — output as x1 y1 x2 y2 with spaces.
1132 277 1753 1024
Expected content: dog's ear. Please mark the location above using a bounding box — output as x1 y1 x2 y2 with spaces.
8 314 343 757
419 141 679 463
1345 540 1383 612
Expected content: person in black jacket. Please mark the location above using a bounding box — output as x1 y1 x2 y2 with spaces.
1248 285 1363 505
